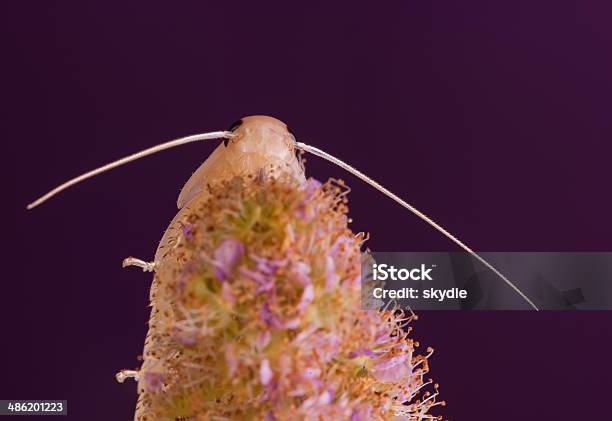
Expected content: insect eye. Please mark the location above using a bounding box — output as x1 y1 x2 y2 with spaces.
225 119 243 146
228 119 243 132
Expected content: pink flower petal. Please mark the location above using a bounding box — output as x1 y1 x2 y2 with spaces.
291 261 311 286
256 331 271 349
298 283 314 311
325 255 338 290
260 358 273 385
214 239 244 281
372 354 412 383
225 344 238 376
143 371 164 393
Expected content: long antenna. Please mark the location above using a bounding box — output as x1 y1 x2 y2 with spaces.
296 141 539 311
27 131 233 209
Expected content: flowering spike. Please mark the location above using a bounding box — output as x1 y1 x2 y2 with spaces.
134 176 442 420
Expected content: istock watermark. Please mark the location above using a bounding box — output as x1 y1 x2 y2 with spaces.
361 252 612 310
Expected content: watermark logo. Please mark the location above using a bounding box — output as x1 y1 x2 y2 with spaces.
372 263 435 281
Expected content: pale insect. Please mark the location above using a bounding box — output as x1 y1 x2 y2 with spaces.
28 115 538 310
28 115 539 307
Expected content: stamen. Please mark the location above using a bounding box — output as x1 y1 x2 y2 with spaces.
412 378 434 396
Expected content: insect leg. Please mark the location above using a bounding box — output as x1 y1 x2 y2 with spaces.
122 257 156 272
116 369 139 383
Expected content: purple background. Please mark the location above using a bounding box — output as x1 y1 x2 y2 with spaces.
4 2 612 420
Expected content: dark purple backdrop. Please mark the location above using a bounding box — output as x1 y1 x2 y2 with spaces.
4 2 612 420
